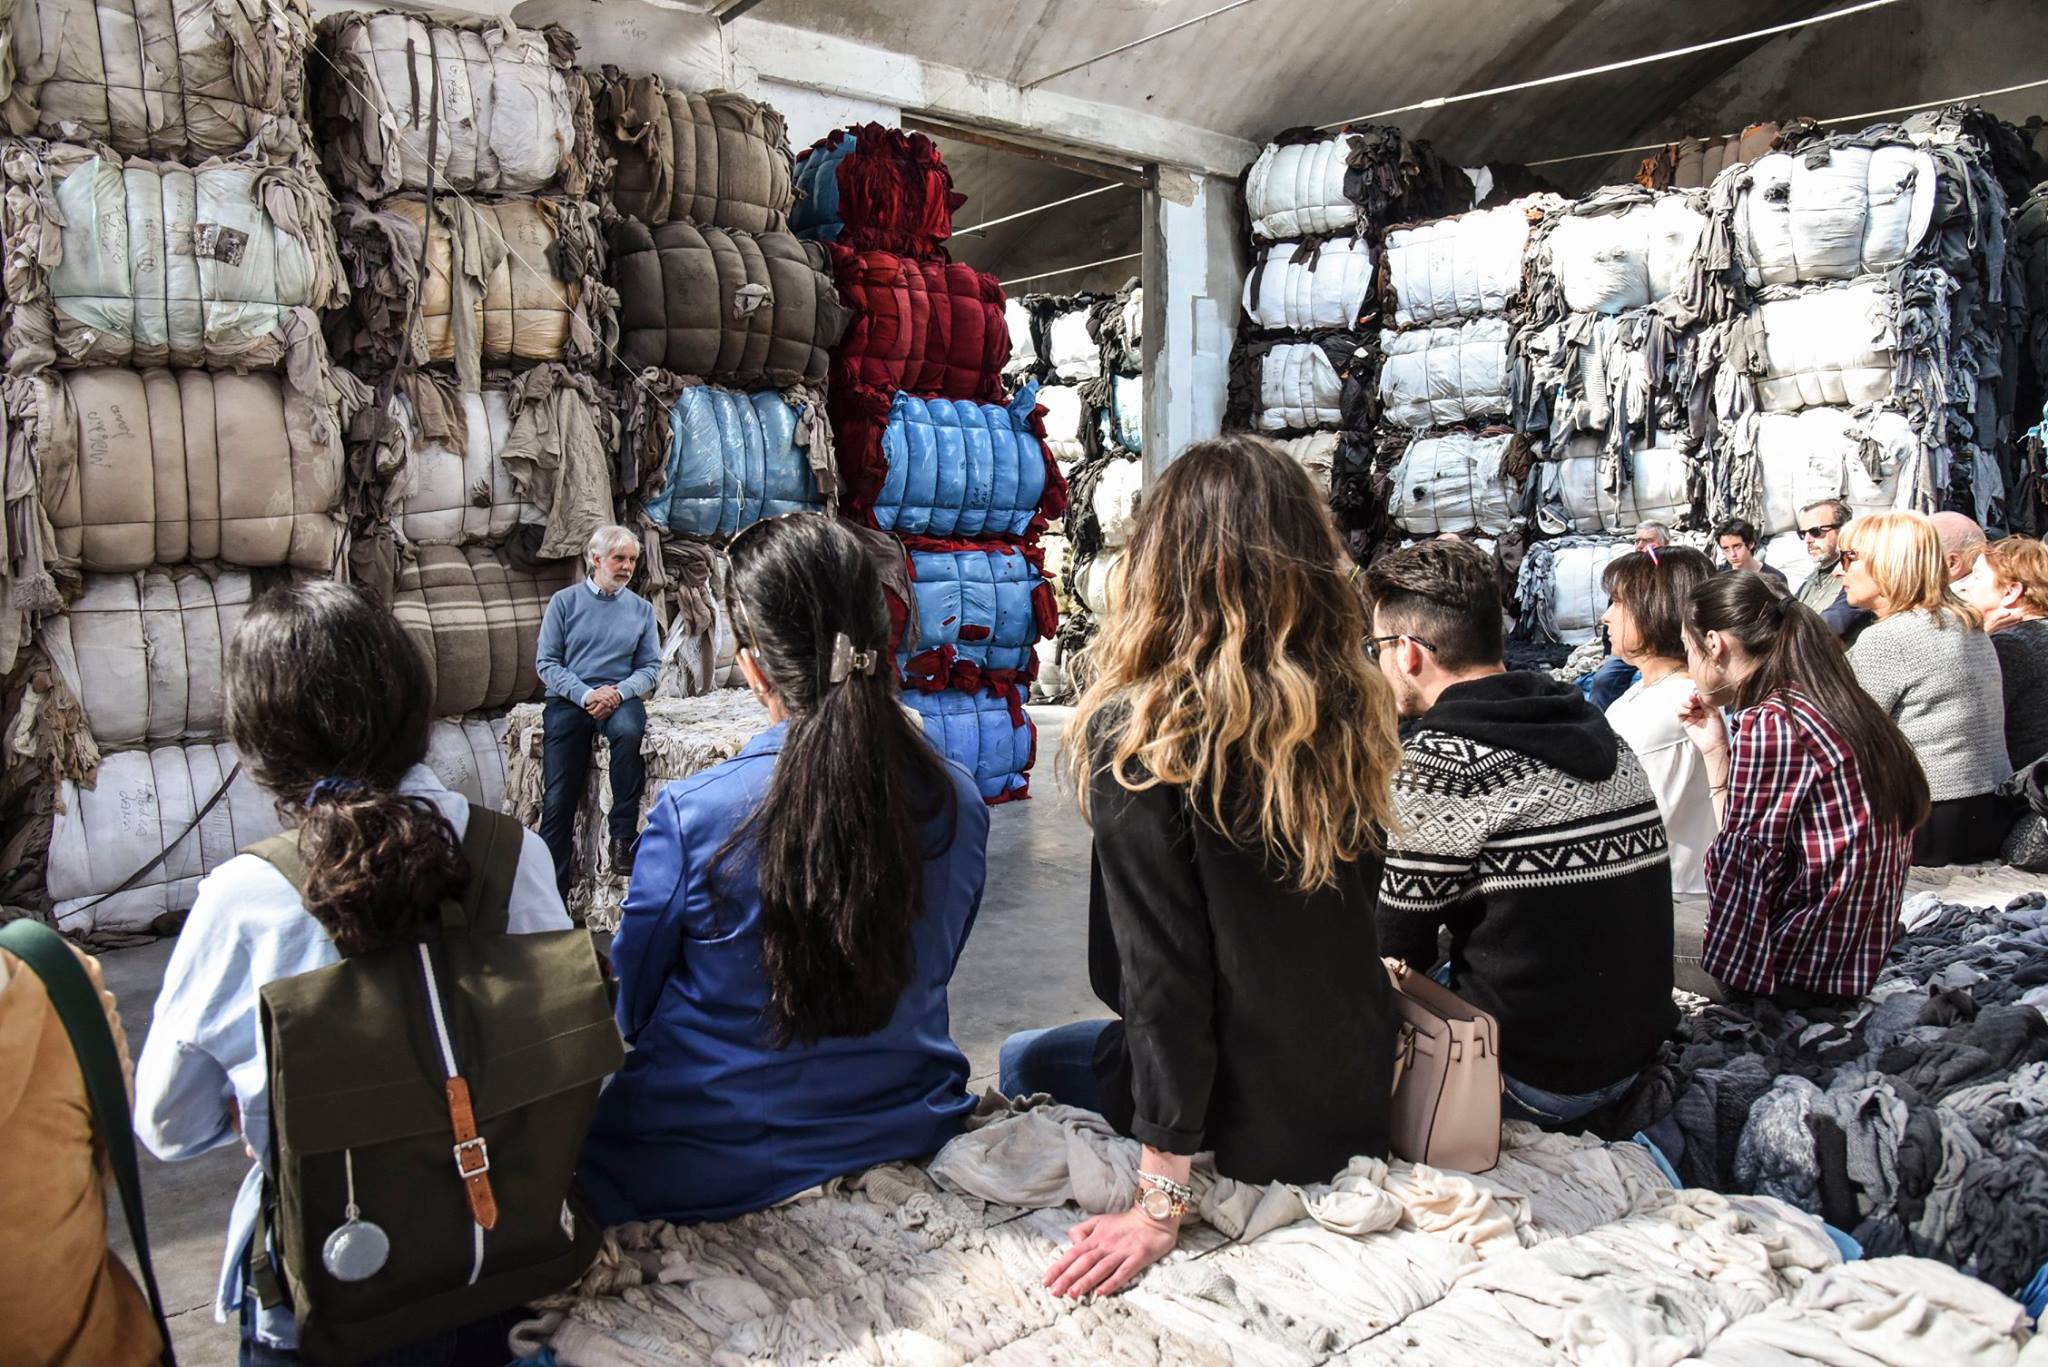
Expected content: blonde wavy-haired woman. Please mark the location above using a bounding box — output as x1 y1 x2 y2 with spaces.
1836 511 2011 865
999 434 1404 1300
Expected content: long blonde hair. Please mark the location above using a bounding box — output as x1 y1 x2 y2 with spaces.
1066 435 1403 890
1839 511 1982 628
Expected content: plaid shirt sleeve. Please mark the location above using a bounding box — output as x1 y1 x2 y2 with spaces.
1702 703 1814 995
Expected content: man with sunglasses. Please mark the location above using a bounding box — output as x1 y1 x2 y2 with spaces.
1793 499 1875 640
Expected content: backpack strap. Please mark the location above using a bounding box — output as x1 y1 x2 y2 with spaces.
0 920 178 1367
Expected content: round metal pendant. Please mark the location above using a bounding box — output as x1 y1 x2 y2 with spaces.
322 1218 390 1282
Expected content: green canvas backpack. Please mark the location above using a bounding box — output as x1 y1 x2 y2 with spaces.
248 806 622 1365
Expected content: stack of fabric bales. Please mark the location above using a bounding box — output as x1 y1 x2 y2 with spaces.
805 124 1064 801
0 0 371 936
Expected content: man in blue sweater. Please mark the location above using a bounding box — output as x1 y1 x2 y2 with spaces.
537 525 661 895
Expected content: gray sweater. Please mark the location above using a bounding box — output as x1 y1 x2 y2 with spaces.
1992 618 2048 771
1849 608 2011 802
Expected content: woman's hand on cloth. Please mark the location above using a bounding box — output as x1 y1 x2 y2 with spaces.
1044 1206 1180 1299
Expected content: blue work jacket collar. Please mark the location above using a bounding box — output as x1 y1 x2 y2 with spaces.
739 720 790 759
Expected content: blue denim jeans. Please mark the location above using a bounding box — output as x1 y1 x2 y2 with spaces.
1585 654 1640 712
539 695 648 898
999 1019 1112 1111
1426 963 1639 1126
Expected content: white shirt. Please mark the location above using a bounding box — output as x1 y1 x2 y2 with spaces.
1606 672 1718 896
133 765 570 1338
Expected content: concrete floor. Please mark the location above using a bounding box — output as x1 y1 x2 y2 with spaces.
96 706 1098 1366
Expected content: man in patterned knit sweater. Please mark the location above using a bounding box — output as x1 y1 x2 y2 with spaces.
1364 540 1676 1126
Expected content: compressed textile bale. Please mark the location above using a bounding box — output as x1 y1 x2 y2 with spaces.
1517 537 1632 645
1388 432 1520 537
389 384 540 548
1031 635 1070 706
1040 533 1073 616
896 542 1056 695
1735 278 1900 413
0 0 315 158
391 545 573 717
42 568 252 748
503 688 768 927
19 367 347 573
790 123 963 258
611 219 846 388
1244 133 1355 241
1543 190 1706 314
49 740 278 934
1002 299 1038 381
1534 437 1694 534
425 716 510 813
1763 529 1817 590
1276 431 1338 486
1227 333 1375 433
1090 457 1143 550
903 686 1035 805
831 384 1062 540
1095 372 1143 454
1094 281 1143 376
1378 316 1513 429
828 246 1009 403
1242 238 1374 333
1036 382 1087 469
1732 143 1940 288
313 11 590 201
1073 549 1121 618
594 74 792 232
642 384 825 539
1045 304 1100 385
0 140 344 373
1384 201 1547 328
1746 407 1924 535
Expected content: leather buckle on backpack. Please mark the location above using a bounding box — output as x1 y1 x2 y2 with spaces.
453 1136 491 1179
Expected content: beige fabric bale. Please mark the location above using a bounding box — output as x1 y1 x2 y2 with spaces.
425 716 510 813
0 0 314 158
41 568 252 748
391 545 572 717
595 73 793 232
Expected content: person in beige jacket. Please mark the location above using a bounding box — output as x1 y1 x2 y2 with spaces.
0 937 163 1366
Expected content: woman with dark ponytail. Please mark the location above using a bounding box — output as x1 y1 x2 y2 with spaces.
135 580 569 1360
578 513 988 1224
1677 573 1928 1005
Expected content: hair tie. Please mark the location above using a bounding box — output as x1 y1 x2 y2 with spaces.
305 777 365 808
827 632 880 684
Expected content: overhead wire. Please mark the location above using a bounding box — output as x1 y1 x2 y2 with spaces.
1022 0 1270 89
957 183 1127 235
1001 252 1142 288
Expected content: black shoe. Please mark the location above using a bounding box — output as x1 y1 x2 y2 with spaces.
608 837 638 879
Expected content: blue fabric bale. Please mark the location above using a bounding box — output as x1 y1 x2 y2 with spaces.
643 386 823 539
789 136 851 243
900 544 1050 687
904 687 1035 803
874 386 1050 538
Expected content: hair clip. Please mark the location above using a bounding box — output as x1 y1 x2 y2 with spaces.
827 633 880 684
305 777 364 807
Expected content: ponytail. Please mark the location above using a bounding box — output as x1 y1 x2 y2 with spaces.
297 788 469 954
716 516 955 1047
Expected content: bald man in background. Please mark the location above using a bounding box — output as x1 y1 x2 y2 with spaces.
1932 511 1987 583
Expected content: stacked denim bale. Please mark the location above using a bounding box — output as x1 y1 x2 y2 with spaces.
0 0 383 936
802 124 1066 802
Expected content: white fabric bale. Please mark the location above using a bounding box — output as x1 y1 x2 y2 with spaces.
1547 194 1706 313
1537 437 1693 534
1256 343 1346 432
1276 431 1337 484
1734 144 1940 288
1241 238 1375 332
1244 135 1354 240
50 741 279 934
1751 407 1923 535
425 717 511 813
1745 279 1899 413
1092 458 1144 550
1075 551 1121 618
1035 383 1085 445
1378 316 1513 429
1046 306 1100 384
45 569 253 749
1002 299 1036 379
392 390 543 547
1384 201 1544 328
1388 432 1519 536
1541 540 1633 645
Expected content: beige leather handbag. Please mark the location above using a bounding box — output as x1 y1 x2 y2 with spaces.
1385 958 1503 1172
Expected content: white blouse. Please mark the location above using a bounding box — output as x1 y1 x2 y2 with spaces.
1606 672 1719 896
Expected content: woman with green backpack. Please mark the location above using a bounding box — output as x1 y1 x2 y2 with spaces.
135 581 613 1365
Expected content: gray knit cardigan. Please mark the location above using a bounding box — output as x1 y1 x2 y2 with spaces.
1848 607 2012 802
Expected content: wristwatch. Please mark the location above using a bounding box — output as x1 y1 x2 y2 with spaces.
1136 1171 1194 1222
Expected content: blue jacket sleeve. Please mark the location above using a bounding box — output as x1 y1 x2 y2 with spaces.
616 602 662 702
535 591 593 705
609 792 690 1043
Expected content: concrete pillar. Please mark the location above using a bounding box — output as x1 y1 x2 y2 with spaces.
1144 170 1246 481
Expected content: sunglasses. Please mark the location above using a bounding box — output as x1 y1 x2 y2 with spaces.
1367 633 1438 661
1799 523 1844 539
1835 548 1862 567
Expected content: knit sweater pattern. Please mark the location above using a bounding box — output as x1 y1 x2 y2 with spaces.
1847 609 2010 803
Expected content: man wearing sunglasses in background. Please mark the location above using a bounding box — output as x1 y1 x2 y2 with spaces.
1794 499 1876 642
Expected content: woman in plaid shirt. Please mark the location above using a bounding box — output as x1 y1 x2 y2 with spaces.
1675 574 1929 1003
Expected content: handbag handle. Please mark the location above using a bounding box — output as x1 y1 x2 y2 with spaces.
0 919 178 1366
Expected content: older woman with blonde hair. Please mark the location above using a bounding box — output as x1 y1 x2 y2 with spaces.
999 434 1403 1299
1835 511 2010 865
1956 535 2048 771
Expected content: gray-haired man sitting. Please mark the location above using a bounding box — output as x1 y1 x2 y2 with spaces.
536 525 659 895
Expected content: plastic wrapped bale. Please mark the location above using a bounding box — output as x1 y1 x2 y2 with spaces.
1225 332 1376 434
1036 383 1087 470
332 197 611 388
790 123 964 258
313 11 592 201
903 686 1034 804
1728 142 1941 288
1044 302 1101 385
1536 188 1707 315
425 716 511 812
0 0 315 158
1515 536 1632 645
1737 407 1926 535
1002 298 1040 382
593 74 792 232
1382 200 1551 328
1094 373 1144 455
1241 238 1374 333
894 542 1056 695
831 384 1064 539
827 247 1009 403
1386 432 1522 537
1243 125 1467 242
1532 436 1695 535
503 688 768 926
0 140 345 373
1727 278 1903 413
640 384 827 540
611 220 846 388
48 741 278 935
40 569 253 748
1378 316 1513 429
391 545 573 717
14 367 350 574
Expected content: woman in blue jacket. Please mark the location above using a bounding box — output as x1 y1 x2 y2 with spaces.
579 513 989 1224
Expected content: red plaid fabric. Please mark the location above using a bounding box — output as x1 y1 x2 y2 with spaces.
1703 688 1912 996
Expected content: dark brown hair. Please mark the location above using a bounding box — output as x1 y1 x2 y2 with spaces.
1363 538 1503 672
1684 573 1929 833
226 580 467 953
1602 546 1714 659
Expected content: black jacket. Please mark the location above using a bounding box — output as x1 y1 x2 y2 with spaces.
1086 761 1393 1185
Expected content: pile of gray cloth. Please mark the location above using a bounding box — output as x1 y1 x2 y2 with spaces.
1639 892 2048 1294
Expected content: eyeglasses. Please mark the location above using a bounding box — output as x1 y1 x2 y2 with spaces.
1836 548 1862 567
1367 633 1438 661
1799 523 1844 540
